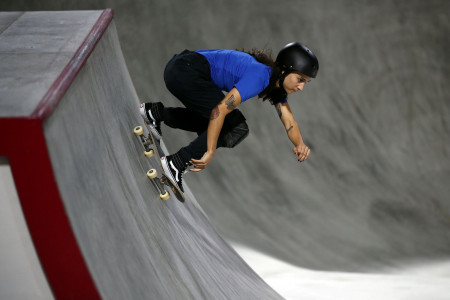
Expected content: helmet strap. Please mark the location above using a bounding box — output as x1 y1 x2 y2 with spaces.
278 70 290 91
269 71 288 104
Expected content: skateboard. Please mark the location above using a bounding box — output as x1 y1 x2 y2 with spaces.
133 120 185 203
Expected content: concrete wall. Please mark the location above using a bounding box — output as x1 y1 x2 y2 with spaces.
1 0 449 271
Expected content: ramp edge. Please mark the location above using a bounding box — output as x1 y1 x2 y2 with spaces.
32 8 114 120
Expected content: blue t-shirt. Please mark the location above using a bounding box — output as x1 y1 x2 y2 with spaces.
196 49 285 103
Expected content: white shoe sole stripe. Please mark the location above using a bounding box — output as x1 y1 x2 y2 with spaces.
162 158 178 184
169 160 180 181
142 106 161 140
148 109 156 126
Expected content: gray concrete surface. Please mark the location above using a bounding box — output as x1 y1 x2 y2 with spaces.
0 11 102 117
43 19 282 299
1 10 283 299
1 0 449 285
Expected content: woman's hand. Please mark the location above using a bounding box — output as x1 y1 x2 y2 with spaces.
190 151 215 172
293 144 310 162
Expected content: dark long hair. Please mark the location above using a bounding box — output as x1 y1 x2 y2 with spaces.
239 48 286 105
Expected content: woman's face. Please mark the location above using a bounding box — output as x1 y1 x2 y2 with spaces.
282 72 311 94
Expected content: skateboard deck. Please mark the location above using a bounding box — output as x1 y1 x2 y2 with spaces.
133 119 185 203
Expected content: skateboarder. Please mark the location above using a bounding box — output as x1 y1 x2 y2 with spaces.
140 42 319 192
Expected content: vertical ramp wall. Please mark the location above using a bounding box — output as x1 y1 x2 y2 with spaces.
0 9 283 300
0 10 110 300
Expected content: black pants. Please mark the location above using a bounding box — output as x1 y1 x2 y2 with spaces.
163 50 249 163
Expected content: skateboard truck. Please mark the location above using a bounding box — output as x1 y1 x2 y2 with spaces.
133 126 154 158
146 169 170 201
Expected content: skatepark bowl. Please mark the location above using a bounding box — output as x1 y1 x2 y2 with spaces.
1 3 450 300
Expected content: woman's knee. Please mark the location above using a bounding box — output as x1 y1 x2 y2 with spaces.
220 109 250 148
221 121 249 148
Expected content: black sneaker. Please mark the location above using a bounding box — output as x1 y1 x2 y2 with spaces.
140 102 163 140
161 154 189 193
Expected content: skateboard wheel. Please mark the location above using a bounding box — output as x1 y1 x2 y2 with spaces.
160 191 170 201
134 126 144 136
144 149 154 158
147 169 157 179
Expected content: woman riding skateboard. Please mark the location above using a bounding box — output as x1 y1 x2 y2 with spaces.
140 42 319 192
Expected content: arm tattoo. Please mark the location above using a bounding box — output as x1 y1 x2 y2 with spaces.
275 104 282 119
210 106 220 120
287 125 294 133
225 95 236 110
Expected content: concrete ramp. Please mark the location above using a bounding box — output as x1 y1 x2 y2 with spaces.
0 10 282 300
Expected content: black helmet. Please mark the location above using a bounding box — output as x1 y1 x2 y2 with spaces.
276 42 319 78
